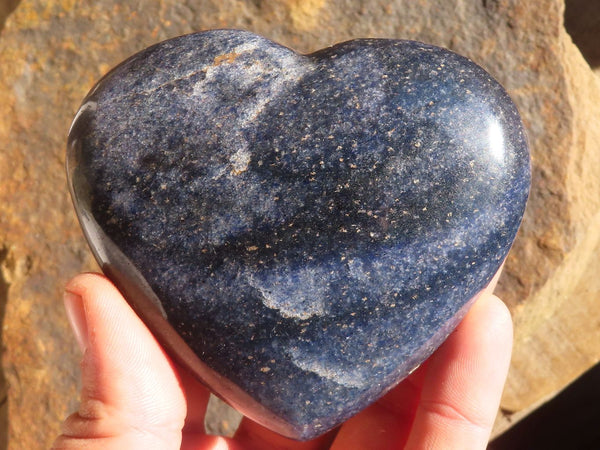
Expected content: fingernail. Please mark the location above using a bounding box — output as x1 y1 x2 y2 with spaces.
64 291 88 352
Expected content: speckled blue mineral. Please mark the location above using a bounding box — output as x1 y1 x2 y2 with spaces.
67 30 530 440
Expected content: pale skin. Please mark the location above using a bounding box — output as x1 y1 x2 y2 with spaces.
53 270 512 450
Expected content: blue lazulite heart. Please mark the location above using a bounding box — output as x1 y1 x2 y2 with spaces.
67 30 529 440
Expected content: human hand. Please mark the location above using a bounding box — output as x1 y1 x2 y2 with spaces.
53 272 512 450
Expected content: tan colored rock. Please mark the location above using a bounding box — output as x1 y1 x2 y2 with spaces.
495 8 600 429
1 0 599 447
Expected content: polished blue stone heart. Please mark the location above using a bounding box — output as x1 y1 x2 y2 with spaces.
67 30 530 440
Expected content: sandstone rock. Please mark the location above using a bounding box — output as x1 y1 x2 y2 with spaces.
0 0 599 447
494 6 600 431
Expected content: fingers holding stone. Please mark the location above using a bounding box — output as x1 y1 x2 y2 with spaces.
405 293 513 449
55 273 193 449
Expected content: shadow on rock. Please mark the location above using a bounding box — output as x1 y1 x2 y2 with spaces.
565 0 600 69
0 0 21 34
0 247 9 450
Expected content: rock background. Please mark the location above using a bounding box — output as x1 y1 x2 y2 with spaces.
0 0 599 448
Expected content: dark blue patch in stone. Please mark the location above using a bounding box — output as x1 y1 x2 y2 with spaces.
67 29 530 440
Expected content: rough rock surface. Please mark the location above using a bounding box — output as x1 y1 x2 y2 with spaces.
0 0 599 447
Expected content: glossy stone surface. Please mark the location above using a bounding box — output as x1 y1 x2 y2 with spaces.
67 30 530 440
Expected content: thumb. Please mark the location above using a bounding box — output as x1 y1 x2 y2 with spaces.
53 273 187 450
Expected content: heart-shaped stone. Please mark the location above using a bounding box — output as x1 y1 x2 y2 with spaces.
67 30 529 440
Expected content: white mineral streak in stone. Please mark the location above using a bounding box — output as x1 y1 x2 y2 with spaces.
231 41 308 126
288 348 369 389
192 38 312 177
229 146 251 175
347 257 370 282
247 266 329 320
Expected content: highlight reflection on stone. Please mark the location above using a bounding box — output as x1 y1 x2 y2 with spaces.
67 30 530 440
